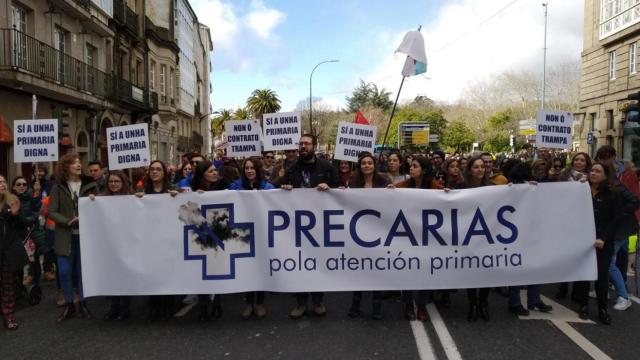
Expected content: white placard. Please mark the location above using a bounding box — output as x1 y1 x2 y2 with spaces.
535 110 574 149
334 121 377 162
106 123 151 170
225 120 262 157
13 119 59 163
79 183 597 296
262 112 302 151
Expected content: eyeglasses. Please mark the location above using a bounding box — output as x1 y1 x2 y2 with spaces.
15 183 27 186
264 156 274 159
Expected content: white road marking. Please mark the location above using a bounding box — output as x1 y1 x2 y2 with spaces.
517 293 612 359
550 321 612 360
630 295 640 305
410 319 437 360
426 303 463 360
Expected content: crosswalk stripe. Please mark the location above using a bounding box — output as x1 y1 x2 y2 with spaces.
410 319 438 360
426 303 463 360
550 320 613 360
630 295 640 305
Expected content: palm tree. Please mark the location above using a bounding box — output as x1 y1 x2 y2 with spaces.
233 107 250 120
246 89 281 121
211 109 232 138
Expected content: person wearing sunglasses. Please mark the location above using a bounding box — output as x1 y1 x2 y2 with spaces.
11 177 45 291
262 151 276 179
0 174 23 330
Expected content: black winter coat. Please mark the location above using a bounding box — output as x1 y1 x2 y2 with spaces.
592 186 635 246
0 203 28 272
283 158 339 189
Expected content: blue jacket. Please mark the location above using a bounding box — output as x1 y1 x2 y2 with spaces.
229 178 275 190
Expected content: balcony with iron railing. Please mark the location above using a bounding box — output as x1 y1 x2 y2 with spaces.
115 77 148 110
0 28 113 99
113 0 139 37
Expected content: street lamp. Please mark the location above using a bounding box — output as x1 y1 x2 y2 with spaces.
309 59 339 134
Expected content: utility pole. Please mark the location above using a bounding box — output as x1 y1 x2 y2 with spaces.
541 2 548 110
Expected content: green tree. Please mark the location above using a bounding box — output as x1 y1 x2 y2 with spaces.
482 133 511 153
345 80 393 112
246 89 281 120
442 120 475 152
233 107 249 120
211 109 232 138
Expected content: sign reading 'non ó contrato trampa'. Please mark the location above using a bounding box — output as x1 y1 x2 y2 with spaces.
535 110 574 149
262 112 301 151
13 119 58 163
334 121 377 162
226 120 262 157
106 123 150 170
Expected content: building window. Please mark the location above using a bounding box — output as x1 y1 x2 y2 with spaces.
150 60 156 90
169 68 174 102
600 1 640 39
54 26 67 82
11 4 28 68
160 64 166 103
86 44 96 90
610 51 617 80
631 43 637 75
136 59 143 86
607 110 614 129
590 112 597 131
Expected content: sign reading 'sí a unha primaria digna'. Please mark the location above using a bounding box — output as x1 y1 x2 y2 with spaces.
106 123 150 170
79 183 597 296
13 119 58 163
226 119 262 158
535 110 574 149
262 111 301 151
334 121 377 162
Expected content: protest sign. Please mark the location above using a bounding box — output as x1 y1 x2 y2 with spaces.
106 123 150 170
13 119 58 163
226 120 262 157
334 121 377 162
80 183 596 296
536 110 573 149
262 112 301 151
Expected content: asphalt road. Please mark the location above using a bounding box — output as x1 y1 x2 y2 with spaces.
1 278 639 360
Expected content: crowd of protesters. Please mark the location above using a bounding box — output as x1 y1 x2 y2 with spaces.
1 135 639 331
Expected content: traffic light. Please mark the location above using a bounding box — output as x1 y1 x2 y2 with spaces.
54 109 72 145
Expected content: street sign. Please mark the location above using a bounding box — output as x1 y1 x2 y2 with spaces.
398 122 430 148
587 132 593 145
429 134 440 142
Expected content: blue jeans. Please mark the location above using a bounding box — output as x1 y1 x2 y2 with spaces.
57 234 83 303
609 238 629 299
508 285 542 307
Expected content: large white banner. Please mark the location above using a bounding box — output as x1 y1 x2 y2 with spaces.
79 183 597 296
225 120 262 157
106 123 150 170
536 110 574 149
13 119 58 163
262 112 301 151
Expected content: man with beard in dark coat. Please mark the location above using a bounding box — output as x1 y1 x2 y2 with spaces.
281 134 339 319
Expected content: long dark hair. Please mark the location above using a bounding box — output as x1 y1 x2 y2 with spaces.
571 152 592 173
101 171 132 196
11 176 28 195
463 156 491 187
240 157 266 189
350 152 389 188
387 150 405 175
590 161 617 191
144 160 170 193
191 160 228 191
408 156 434 189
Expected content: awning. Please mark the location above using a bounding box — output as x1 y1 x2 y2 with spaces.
0 115 13 143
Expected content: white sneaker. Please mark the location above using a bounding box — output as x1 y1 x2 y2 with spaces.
613 296 632 311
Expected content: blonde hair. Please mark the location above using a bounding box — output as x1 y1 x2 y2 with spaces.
0 175 18 209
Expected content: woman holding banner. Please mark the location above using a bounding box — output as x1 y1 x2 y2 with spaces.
0 174 24 330
136 160 179 320
574 162 635 325
454 156 493 322
395 156 434 321
229 158 274 319
386 151 408 184
90 171 133 321
191 160 229 321
49 154 99 323
347 152 390 320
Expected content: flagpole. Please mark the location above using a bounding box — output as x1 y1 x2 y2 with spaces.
381 76 405 150
381 25 422 151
